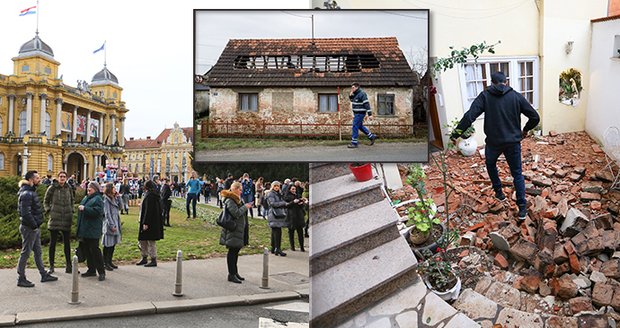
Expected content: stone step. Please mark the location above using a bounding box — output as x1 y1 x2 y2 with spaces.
309 163 352 184
337 276 479 328
310 200 403 276
310 237 418 328
310 174 384 225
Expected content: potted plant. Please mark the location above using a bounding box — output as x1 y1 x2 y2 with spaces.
450 118 477 157
418 228 461 301
349 163 373 182
405 164 442 248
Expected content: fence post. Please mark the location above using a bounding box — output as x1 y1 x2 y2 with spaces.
260 247 270 289
173 250 183 297
69 255 80 304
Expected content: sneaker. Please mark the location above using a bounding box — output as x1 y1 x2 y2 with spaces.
17 278 34 288
370 135 377 145
347 143 358 149
518 207 527 221
495 191 506 201
41 274 58 282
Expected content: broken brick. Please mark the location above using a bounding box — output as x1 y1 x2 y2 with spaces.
591 213 614 230
510 239 538 263
595 170 614 182
582 181 604 194
569 253 581 273
554 169 569 178
569 296 594 314
533 177 553 188
590 200 602 211
592 283 614 306
520 274 541 294
580 192 601 202
560 208 589 237
569 173 583 182
543 168 556 178
550 276 578 300
601 259 620 279
554 244 569 264
494 253 509 269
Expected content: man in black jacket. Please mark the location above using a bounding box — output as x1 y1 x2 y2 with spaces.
450 72 540 221
160 178 172 227
17 170 58 287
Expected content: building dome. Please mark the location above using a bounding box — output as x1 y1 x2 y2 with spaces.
92 65 119 84
18 33 54 57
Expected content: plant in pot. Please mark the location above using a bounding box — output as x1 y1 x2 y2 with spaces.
405 164 441 249
418 228 461 301
449 118 477 157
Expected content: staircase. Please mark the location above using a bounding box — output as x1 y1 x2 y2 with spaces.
309 163 420 328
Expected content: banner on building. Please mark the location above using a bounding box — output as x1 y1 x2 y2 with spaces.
90 119 99 138
76 115 87 135
60 112 72 132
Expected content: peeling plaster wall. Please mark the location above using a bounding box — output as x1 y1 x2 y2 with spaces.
585 19 620 144
208 87 414 137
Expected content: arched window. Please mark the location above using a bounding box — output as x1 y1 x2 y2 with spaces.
19 111 27 137
45 113 52 136
47 154 53 172
0 153 4 170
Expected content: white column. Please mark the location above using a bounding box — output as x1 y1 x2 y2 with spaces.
72 106 78 140
25 93 33 134
55 98 63 137
110 115 117 145
86 110 92 142
83 162 88 180
8 95 15 134
22 145 29 173
99 114 106 144
63 161 67 172
39 93 47 135
119 117 125 147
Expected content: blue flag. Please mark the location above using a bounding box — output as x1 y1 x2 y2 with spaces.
93 42 105 54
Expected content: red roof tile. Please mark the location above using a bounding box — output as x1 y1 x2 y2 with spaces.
125 127 193 150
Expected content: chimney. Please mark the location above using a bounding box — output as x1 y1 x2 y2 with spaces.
146 136 151 140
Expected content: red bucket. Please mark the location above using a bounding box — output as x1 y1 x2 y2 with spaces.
349 163 373 182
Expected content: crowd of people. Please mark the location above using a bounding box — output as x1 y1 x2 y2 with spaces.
16 169 308 287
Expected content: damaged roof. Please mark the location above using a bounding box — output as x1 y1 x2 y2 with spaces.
204 37 418 87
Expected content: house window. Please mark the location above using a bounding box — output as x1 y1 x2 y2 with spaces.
44 67 52 75
19 111 27 136
0 153 4 170
460 57 538 112
377 94 395 116
239 93 258 112
47 154 53 171
318 94 338 113
22 65 30 72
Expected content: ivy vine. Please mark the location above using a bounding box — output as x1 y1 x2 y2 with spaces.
432 40 501 75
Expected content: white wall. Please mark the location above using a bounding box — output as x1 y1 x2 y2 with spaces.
586 18 620 144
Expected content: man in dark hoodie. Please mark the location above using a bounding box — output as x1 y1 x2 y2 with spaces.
17 170 58 287
347 82 377 148
450 72 540 221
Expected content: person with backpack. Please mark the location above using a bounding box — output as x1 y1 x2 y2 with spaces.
219 182 252 284
43 171 74 274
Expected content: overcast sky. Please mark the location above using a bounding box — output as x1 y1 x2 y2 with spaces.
196 10 428 75
0 0 308 138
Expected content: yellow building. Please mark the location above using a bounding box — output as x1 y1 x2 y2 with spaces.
0 33 128 180
124 123 193 183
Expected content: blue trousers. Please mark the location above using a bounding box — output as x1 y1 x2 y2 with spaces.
485 142 526 209
351 113 374 145
186 193 198 218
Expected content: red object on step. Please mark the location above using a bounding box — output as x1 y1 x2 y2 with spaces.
349 163 373 182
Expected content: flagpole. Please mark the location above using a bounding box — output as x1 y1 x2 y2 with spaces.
104 41 107 67
36 0 40 34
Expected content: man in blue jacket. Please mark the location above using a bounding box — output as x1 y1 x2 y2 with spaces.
450 72 540 221
17 170 58 287
348 82 377 148
185 171 203 219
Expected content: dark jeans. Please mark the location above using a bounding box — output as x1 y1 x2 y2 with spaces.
271 227 282 251
351 113 374 145
288 227 304 250
49 229 71 267
80 238 105 275
226 247 241 276
485 142 526 209
242 194 254 218
103 245 115 265
161 199 171 225
186 193 198 218
17 225 46 279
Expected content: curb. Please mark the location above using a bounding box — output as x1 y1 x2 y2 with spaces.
2 291 305 326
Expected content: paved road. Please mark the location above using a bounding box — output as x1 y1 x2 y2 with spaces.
196 142 429 162
20 300 309 328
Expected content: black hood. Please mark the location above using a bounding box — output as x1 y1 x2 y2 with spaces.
487 84 513 96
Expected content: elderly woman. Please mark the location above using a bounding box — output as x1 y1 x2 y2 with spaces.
220 182 252 284
102 183 122 271
136 180 163 267
265 181 290 257
76 181 106 281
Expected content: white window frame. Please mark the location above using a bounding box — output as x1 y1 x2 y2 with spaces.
0 153 4 170
458 56 539 117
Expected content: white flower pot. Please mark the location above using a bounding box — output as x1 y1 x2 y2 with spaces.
424 276 461 302
458 136 477 157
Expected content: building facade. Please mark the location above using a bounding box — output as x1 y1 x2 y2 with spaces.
124 123 193 182
200 37 418 138
0 33 127 180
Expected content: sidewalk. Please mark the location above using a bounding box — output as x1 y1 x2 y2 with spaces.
0 251 309 325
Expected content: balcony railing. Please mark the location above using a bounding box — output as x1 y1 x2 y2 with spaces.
0 135 123 152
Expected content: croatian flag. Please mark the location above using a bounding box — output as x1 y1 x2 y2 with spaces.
19 6 37 16
93 42 105 54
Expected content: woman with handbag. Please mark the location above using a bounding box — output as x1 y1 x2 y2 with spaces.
76 181 106 281
265 181 289 257
219 182 252 284
102 183 122 271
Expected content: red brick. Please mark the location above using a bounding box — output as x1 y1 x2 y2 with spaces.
564 241 576 255
601 259 620 279
520 275 541 294
550 276 578 300
569 254 581 273
580 192 602 201
554 244 569 264
592 283 614 306
612 286 620 311
494 253 509 269
590 201 602 211
569 296 594 314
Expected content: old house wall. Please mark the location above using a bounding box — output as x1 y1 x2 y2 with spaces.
207 87 413 137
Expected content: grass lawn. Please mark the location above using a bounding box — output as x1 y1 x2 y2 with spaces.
0 199 278 269
195 135 427 151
